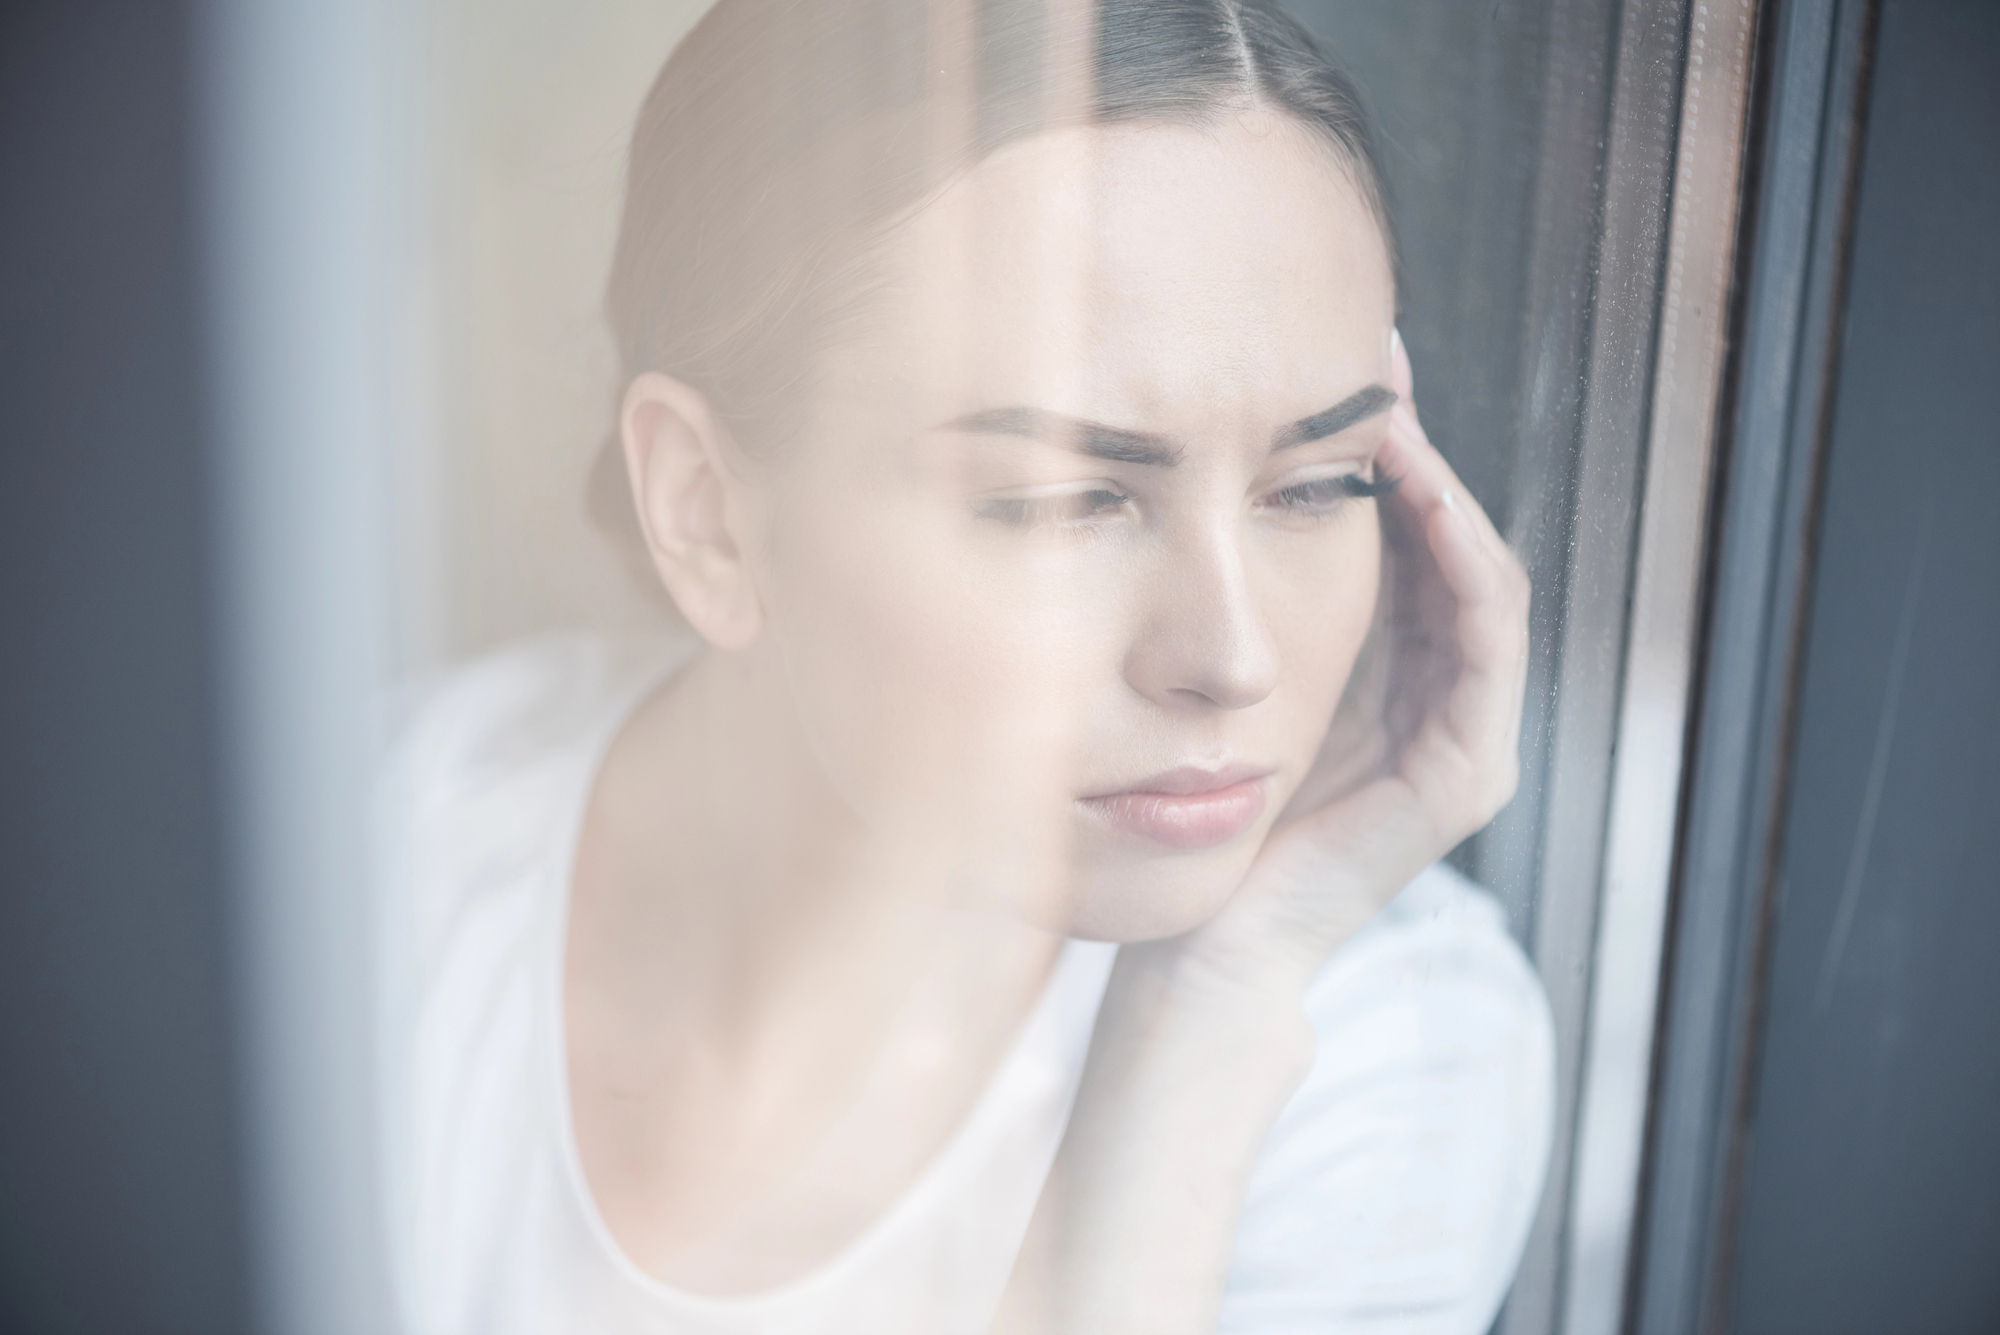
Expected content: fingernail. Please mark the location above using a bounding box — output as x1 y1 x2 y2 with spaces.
1441 487 1475 535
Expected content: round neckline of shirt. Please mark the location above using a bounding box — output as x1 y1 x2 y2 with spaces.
532 632 1105 1314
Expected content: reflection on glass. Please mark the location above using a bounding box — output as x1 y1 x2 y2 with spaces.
381 3 1555 1331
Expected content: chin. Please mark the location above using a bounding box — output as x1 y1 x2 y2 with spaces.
1062 849 1255 943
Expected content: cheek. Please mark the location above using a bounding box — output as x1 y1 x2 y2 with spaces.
757 487 1110 837
1263 519 1383 753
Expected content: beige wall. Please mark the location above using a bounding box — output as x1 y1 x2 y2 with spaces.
410 1 712 664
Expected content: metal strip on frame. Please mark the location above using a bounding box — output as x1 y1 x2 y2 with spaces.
1561 2 1760 1332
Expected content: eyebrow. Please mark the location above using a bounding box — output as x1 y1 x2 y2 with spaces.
937 384 1398 465
1270 384 1399 450
938 405 1183 466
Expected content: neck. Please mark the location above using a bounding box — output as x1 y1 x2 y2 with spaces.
569 642 1064 1076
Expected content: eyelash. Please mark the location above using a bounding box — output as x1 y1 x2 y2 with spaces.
975 473 1399 532
1262 472 1400 514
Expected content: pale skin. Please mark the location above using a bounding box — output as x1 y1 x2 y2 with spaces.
566 107 1530 1330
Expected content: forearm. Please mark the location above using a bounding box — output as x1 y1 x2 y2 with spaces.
993 945 1316 1335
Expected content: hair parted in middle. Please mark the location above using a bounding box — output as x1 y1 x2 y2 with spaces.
591 0 1393 571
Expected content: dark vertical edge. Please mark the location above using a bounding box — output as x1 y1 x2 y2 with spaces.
0 2 253 1331
1698 1 1879 1330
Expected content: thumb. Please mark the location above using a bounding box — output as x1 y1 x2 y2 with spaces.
1390 326 1416 409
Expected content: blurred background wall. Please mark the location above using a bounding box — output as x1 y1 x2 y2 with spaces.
406 0 707 666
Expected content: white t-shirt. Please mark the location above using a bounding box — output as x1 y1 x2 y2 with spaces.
376 633 1555 1335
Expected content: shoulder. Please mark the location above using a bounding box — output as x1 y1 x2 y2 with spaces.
383 630 684 809
1222 864 1554 1333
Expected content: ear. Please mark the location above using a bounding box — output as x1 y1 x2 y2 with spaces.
619 372 765 650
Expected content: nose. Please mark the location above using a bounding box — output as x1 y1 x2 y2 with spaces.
1122 527 1280 711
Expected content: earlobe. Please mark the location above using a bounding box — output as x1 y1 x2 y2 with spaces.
619 373 765 651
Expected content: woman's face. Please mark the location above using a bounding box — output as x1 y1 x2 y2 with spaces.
738 109 1397 941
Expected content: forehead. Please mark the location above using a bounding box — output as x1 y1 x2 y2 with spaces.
832 110 1396 426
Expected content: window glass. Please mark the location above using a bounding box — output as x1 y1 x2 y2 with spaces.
204 4 1758 1332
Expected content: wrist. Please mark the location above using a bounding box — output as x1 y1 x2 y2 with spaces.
1102 939 1319 1082
1007 938 1320 1335
1121 925 1326 1014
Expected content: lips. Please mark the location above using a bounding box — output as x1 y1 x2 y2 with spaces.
1078 764 1272 851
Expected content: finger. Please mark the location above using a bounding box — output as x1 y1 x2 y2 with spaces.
1378 401 1526 612
1370 355 1530 812
1440 485 1531 762
1374 347 1519 578
1377 410 1529 787
1390 326 1415 407
1429 495 1526 745
1376 403 1478 563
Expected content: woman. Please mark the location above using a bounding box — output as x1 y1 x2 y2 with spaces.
384 1 1553 1331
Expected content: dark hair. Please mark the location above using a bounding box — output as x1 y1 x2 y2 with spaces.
589 0 1392 574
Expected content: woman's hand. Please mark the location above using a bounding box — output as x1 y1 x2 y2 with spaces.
1157 331 1533 1000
